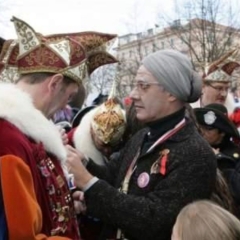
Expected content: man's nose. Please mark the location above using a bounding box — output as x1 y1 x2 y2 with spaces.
129 87 140 100
221 90 228 97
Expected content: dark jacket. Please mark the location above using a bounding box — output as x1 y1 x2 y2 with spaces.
219 140 240 211
215 138 240 171
85 121 217 240
227 161 240 206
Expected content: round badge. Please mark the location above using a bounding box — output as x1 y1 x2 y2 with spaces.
233 153 239 159
204 111 216 125
137 172 150 188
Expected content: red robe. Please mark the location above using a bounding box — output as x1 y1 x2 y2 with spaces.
0 83 81 240
0 155 71 240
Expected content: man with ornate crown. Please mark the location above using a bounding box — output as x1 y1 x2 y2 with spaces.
0 17 117 240
191 49 240 114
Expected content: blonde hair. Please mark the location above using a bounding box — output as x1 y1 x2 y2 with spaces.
175 200 240 240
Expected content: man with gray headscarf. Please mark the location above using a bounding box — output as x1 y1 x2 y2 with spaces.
65 49 217 240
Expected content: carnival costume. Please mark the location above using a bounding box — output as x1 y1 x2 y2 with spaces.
0 16 117 240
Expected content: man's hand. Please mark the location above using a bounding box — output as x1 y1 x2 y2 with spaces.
72 191 87 214
66 145 93 189
212 148 220 155
56 125 69 145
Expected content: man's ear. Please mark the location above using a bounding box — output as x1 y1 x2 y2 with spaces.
168 93 178 102
48 74 64 93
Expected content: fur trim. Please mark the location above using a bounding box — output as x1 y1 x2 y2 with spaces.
0 83 67 162
73 108 105 165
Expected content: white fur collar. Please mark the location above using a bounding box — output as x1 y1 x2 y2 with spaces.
73 108 105 165
0 83 66 162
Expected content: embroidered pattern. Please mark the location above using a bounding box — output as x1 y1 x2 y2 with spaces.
37 154 79 237
0 17 117 85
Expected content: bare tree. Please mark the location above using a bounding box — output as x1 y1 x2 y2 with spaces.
159 0 240 70
116 41 143 98
116 29 161 97
115 0 162 98
89 64 117 95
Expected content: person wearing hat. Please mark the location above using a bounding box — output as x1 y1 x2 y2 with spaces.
69 82 126 166
194 103 240 170
0 17 117 240
194 103 240 215
191 50 240 114
65 49 216 240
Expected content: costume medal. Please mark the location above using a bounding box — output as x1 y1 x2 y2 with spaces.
137 172 150 188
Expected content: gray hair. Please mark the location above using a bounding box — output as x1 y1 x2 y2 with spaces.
142 49 202 103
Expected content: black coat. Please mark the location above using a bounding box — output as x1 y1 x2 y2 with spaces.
215 139 240 171
219 140 240 210
85 121 217 240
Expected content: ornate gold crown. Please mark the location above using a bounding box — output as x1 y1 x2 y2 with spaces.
0 17 118 83
91 77 126 145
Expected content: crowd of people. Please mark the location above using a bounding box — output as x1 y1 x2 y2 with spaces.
1 16 240 240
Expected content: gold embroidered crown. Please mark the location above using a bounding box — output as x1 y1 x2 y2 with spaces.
91 78 126 145
0 16 118 83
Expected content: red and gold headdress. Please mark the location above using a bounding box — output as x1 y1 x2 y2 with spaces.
91 78 126 145
0 39 19 82
0 16 118 83
203 49 240 82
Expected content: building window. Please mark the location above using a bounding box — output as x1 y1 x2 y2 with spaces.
145 46 148 55
129 50 133 58
137 33 142 39
161 41 165 49
148 29 153 36
170 39 174 47
152 42 158 52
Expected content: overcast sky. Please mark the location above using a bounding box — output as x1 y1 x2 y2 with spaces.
1 0 239 39
0 0 178 38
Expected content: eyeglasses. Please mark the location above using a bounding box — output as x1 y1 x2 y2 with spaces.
132 81 162 91
208 84 230 93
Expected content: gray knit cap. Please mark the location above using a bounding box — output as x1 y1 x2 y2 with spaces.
142 49 202 103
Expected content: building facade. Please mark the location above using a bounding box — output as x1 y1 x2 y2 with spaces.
115 18 240 97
